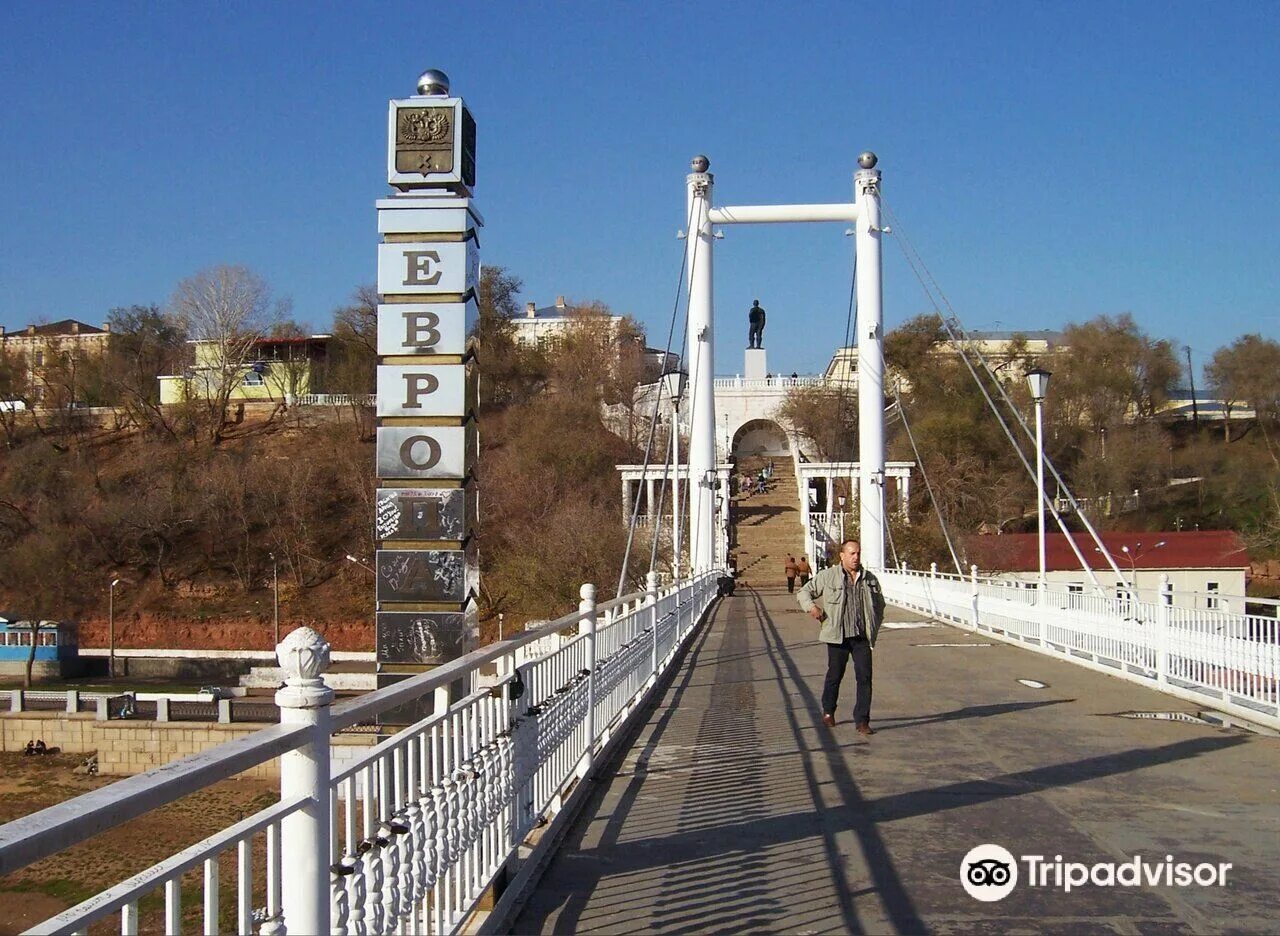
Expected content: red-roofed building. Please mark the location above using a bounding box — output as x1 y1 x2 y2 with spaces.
964 531 1249 610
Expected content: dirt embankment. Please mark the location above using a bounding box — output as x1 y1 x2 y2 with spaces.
75 612 374 653
1249 560 1280 599
0 752 278 935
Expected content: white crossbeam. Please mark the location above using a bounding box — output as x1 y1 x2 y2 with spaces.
708 203 858 224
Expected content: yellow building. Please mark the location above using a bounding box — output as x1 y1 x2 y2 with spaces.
0 319 112 405
159 335 332 405
824 329 1065 387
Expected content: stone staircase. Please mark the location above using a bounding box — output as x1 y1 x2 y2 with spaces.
732 456 806 591
238 661 377 691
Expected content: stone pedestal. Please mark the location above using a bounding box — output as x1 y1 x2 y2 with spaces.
744 348 767 380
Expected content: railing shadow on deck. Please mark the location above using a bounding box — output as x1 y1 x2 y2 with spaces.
0 572 726 936
513 585 1251 934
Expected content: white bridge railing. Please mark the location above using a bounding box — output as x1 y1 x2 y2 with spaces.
0 571 723 935
879 566 1280 730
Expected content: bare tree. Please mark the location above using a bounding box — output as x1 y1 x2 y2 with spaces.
169 265 282 442
1207 334 1280 458
329 285 378 438
0 344 30 447
99 304 189 437
778 383 857 461
3 527 71 688
1052 314 1181 431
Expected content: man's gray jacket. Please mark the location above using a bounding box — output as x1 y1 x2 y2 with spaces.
796 565 887 648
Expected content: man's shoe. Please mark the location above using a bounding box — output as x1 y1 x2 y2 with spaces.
855 722 875 736
822 713 836 728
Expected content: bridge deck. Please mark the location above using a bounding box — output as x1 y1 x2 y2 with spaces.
513 587 1279 933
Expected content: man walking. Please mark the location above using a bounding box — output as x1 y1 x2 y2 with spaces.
796 554 812 586
796 540 885 736
747 299 766 349
784 554 798 593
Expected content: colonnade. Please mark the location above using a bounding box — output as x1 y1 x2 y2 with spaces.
799 461 915 563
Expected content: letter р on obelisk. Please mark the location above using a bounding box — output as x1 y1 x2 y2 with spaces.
373 69 481 723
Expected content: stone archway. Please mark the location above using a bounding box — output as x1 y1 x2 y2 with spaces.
730 418 791 458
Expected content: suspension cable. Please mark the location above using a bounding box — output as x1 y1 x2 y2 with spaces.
882 198 1118 589
883 478 901 569
893 385 964 574
885 198 1127 586
647 416 675 573
616 200 698 597
648 363 685 575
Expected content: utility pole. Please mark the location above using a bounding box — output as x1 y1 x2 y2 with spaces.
1184 345 1199 429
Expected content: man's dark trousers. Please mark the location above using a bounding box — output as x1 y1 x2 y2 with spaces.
822 635 872 724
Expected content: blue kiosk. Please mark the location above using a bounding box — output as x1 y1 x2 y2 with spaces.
0 615 82 679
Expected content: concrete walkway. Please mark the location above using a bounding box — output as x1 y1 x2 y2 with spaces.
513 587 1280 934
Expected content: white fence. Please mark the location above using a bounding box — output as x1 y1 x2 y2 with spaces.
0 571 723 935
879 567 1280 730
289 393 374 407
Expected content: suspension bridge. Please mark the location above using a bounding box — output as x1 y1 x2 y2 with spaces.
1 71 1278 935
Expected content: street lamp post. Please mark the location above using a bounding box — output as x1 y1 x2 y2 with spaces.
108 578 119 681
269 553 280 647
1026 368 1052 593
837 493 847 544
108 577 129 679
1121 540 1167 591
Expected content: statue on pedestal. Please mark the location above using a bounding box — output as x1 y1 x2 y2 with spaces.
748 299 766 349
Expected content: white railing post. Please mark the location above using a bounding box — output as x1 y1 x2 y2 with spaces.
1156 573 1172 684
647 571 660 682
929 563 939 618
578 583 597 779
970 565 980 631
274 627 335 936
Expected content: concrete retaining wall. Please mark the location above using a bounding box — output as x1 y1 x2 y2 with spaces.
1 712 376 777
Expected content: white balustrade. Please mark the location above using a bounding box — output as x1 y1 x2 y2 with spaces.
0 572 723 935
712 375 825 390
879 567 1280 730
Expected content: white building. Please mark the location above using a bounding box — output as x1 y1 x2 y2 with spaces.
510 297 623 350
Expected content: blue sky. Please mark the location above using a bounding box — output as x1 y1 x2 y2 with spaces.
1 2 1276 378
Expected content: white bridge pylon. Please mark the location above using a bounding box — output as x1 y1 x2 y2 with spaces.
684 153 885 572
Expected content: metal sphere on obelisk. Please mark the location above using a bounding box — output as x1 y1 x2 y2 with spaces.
858 151 878 169
416 68 450 96
691 155 710 173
